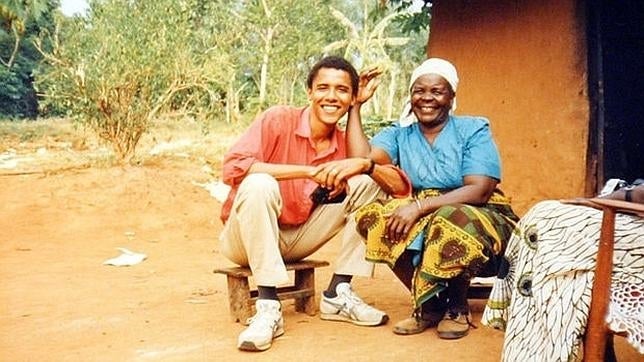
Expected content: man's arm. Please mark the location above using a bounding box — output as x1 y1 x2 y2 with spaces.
346 103 371 157
312 147 411 198
323 66 413 195
345 66 382 157
247 162 316 181
602 183 644 204
224 106 315 186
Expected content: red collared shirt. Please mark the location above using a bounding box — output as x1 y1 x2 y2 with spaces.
221 105 346 226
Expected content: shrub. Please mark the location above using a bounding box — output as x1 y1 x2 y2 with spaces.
35 0 230 163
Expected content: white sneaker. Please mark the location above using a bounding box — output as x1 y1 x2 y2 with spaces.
319 282 388 326
237 299 284 351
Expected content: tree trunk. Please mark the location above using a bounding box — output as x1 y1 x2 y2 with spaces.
386 67 399 121
259 27 274 106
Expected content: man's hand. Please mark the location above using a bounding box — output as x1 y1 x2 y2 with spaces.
355 66 383 105
309 158 371 196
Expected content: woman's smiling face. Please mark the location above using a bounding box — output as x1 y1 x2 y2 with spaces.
410 73 454 128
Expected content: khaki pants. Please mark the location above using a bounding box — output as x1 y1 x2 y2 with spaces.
219 173 385 286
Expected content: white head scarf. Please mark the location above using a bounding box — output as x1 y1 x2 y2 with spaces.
399 58 459 127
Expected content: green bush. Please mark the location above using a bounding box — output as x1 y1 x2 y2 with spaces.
36 0 230 163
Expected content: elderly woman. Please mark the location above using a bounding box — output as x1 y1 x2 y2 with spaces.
355 58 519 339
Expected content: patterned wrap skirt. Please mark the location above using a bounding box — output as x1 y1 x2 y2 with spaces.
356 189 518 308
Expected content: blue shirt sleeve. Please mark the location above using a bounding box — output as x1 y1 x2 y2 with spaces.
370 125 401 165
461 120 501 180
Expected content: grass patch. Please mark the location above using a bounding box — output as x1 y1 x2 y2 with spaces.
0 116 244 172
0 118 91 150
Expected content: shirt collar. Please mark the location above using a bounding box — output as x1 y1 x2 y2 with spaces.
295 106 341 155
295 107 311 138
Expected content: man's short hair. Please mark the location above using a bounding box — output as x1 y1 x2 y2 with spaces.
307 56 359 96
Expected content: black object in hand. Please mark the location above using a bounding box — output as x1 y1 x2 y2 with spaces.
310 186 347 204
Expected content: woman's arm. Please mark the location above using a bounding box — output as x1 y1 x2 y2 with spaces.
415 175 498 214
384 175 498 242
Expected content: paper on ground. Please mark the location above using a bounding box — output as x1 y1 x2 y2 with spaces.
103 247 147 266
192 180 230 203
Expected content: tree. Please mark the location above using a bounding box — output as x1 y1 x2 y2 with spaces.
0 0 50 69
324 0 414 121
231 0 342 110
0 0 57 117
386 0 432 34
31 0 430 159
35 0 231 162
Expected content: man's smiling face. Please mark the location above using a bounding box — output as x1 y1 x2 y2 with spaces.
307 67 355 126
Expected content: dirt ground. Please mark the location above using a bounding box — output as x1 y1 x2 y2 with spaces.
0 121 639 361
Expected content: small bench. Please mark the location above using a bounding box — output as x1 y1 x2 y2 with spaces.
214 259 330 324
469 277 494 299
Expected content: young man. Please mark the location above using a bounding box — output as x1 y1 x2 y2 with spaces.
219 56 410 351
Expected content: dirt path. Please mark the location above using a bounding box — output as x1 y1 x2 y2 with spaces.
0 157 639 361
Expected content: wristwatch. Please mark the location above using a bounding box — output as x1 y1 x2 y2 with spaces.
363 158 376 175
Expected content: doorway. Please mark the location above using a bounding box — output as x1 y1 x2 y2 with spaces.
587 0 644 191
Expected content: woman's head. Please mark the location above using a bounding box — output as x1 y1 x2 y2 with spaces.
409 58 459 94
400 58 459 128
410 73 454 128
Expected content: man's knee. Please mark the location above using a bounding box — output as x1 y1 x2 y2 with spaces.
237 173 279 197
347 174 384 197
348 174 376 187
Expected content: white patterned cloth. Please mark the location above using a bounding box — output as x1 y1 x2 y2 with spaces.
481 200 644 361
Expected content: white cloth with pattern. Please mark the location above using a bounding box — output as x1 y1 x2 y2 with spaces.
481 200 644 362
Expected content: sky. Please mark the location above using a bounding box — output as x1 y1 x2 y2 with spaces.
59 0 89 17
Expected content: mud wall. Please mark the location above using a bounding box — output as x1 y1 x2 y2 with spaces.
428 0 589 214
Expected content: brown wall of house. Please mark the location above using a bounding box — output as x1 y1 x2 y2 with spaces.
429 0 589 214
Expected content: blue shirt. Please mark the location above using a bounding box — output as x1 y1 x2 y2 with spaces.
371 115 501 190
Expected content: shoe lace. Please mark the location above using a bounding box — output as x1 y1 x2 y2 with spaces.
341 289 371 311
245 310 279 332
446 310 477 329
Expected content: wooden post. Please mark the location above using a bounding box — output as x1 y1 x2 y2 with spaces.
584 206 615 362
226 274 253 323
294 268 316 315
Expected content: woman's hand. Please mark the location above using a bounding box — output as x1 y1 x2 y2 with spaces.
385 202 422 243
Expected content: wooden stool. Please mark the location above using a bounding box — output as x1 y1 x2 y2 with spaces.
214 259 329 324
469 277 494 299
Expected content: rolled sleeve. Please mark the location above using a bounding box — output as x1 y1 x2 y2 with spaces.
222 155 256 186
370 125 401 164
462 121 501 180
222 112 271 187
